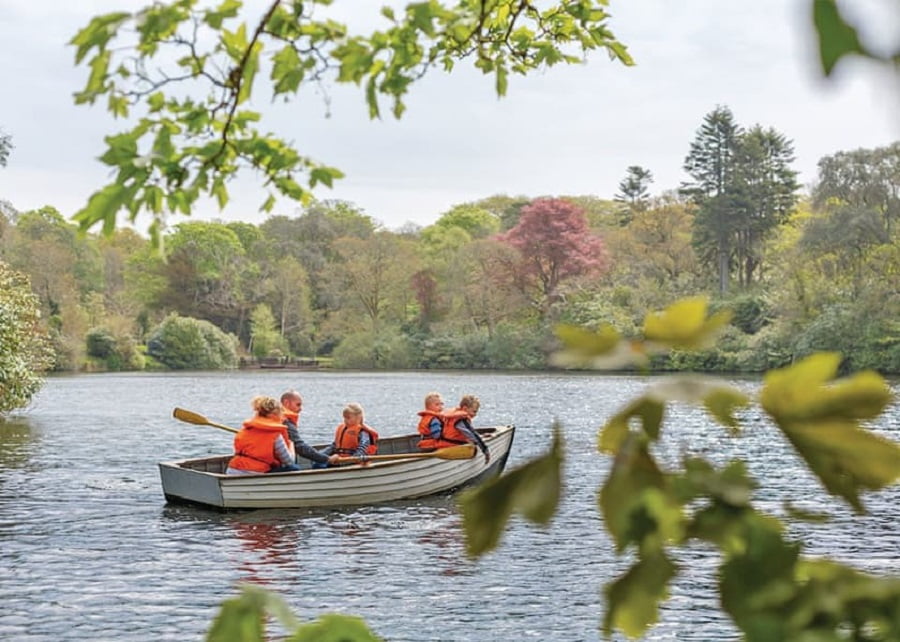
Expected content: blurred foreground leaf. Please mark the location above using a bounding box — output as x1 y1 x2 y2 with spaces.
207 585 381 642
460 425 563 557
761 353 899 513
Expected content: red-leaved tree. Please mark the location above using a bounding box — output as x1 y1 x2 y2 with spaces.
496 198 608 318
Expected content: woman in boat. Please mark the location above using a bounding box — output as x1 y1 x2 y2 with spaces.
226 396 301 475
280 389 339 467
316 402 379 467
437 394 491 464
416 391 445 451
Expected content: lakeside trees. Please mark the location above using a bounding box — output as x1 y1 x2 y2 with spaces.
0 137 897 376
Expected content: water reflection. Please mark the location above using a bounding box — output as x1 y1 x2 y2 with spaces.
228 516 303 585
0 417 39 470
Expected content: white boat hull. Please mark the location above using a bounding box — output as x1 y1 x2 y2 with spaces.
158 425 515 509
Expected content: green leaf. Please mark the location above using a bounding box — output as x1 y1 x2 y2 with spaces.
643 296 732 350
69 12 131 64
287 614 383 642
71 183 128 235
719 515 800 635
599 433 683 552
551 323 648 369
761 353 899 513
599 396 664 452
603 552 677 638
495 65 508 97
812 0 865 76
460 426 563 557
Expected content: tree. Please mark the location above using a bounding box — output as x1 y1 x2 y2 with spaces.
682 105 742 294
0 261 54 412
160 221 251 335
0 128 12 167
431 203 500 239
813 143 900 239
249 303 286 358
683 108 798 292
326 232 420 333
496 198 608 319
69 0 632 244
730 126 799 286
614 165 654 224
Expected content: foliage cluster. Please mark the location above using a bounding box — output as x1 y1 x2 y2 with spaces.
146 313 239 369
461 297 900 640
1 139 898 382
0 261 53 413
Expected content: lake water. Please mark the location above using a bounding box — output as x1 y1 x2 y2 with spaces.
1 370 898 641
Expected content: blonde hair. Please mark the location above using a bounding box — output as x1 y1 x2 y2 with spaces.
252 395 281 418
424 392 442 407
459 394 480 413
343 402 364 419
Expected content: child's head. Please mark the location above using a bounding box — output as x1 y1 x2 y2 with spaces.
424 392 444 412
458 394 480 417
342 402 364 424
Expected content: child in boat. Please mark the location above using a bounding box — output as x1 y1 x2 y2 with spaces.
416 391 445 450
226 395 301 475
439 394 491 465
280 389 339 467
316 402 379 467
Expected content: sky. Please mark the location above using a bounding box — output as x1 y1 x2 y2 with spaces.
0 0 898 233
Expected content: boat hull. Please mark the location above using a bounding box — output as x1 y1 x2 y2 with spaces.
159 425 515 509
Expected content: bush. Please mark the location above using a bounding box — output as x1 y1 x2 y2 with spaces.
331 330 413 369
86 327 117 359
726 293 769 335
146 314 238 369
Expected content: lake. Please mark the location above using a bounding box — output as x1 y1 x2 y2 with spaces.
1 370 898 641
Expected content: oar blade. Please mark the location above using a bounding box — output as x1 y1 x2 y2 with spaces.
173 407 211 426
435 444 477 460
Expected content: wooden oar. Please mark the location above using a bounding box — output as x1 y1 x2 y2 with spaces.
173 407 239 434
340 443 476 464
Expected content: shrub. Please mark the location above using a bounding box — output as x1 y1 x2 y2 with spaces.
146 314 238 369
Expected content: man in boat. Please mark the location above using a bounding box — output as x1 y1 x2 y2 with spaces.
316 402 379 467
437 394 491 465
226 396 302 475
280 390 339 467
416 391 445 451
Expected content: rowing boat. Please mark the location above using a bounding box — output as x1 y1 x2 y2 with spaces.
158 425 515 509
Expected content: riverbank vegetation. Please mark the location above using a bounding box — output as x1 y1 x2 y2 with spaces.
1 135 897 379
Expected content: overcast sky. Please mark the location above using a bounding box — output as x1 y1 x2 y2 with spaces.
0 0 898 232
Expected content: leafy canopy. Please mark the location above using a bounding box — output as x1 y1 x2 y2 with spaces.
70 0 632 245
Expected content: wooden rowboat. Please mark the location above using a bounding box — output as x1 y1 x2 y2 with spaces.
158 425 515 509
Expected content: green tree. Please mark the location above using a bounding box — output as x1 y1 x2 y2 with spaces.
730 126 799 286
0 128 12 167
813 142 900 239
431 203 500 239
614 165 654 224
69 0 632 244
161 221 252 336
0 261 53 412
248 303 285 358
682 105 742 294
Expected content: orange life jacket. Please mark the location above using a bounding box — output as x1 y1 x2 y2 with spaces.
228 415 292 473
282 409 300 426
434 407 472 449
333 423 379 456
417 410 444 450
